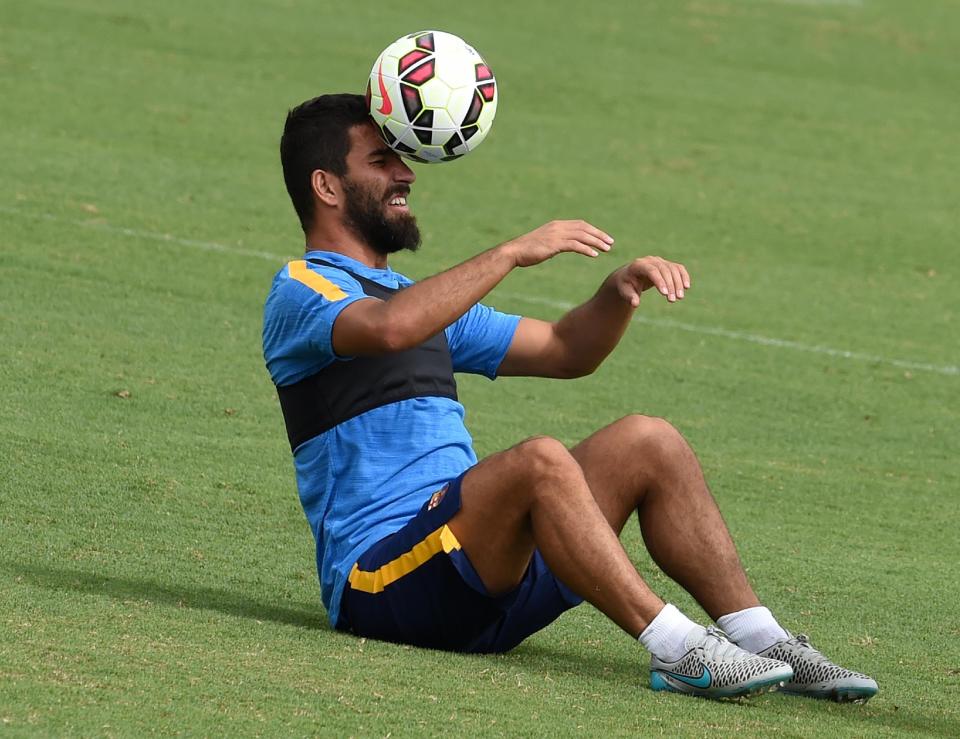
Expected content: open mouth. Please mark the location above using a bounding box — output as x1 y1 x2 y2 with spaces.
386 192 410 212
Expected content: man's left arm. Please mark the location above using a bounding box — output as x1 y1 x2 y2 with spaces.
498 256 691 379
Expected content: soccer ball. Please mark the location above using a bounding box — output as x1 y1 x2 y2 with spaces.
366 30 497 163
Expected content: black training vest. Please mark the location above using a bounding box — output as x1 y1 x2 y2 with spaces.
276 259 459 451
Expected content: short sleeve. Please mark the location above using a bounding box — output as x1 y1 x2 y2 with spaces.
262 260 374 386
445 302 522 379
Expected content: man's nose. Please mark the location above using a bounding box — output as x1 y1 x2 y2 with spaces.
394 159 416 184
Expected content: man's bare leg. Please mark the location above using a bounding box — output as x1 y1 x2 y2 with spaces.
446 417 877 702
569 414 759 620
448 415 758 632
566 415 879 702
447 435 664 637
447 424 799 701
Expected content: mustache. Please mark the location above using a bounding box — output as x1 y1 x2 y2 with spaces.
386 186 411 200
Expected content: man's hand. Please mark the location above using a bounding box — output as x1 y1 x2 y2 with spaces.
499 253 693 378
501 220 614 268
609 256 691 307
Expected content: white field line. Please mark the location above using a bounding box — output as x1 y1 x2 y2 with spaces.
768 0 863 6
0 205 290 264
505 294 957 377
2 205 956 377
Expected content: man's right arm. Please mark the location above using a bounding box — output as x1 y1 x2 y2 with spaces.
331 220 614 357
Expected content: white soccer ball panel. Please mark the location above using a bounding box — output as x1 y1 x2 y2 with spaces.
432 31 482 62
433 48 477 89
419 77 452 110
438 60 477 90
428 107 455 133
445 86 475 125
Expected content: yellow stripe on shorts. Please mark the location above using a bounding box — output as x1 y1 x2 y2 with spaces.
288 260 348 301
347 525 462 594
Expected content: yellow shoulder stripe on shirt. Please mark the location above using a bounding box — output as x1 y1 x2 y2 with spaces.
347 525 462 594
288 260 348 301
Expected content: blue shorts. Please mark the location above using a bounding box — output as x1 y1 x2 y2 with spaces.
336 471 583 653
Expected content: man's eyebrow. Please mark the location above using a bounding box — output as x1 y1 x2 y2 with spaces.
368 147 393 159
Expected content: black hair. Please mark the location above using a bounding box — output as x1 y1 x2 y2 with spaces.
280 93 371 233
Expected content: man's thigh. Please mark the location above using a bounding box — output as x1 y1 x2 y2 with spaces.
340 469 580 652
448 435 587 595
339 471 507 651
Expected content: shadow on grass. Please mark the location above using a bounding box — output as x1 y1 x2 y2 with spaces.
5 560 329 631
508 639 639 683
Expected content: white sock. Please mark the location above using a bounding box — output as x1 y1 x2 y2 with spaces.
716 606 789 653
638 603 700 662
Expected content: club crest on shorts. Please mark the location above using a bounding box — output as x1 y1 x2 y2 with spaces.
427 485 448 511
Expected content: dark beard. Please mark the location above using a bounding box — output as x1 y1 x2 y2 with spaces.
342 178 421 256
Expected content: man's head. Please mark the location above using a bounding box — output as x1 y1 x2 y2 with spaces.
280 94 420 255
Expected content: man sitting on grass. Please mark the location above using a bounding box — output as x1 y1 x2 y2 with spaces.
262 93 878 702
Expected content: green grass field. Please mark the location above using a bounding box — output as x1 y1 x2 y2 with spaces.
2 0 958 735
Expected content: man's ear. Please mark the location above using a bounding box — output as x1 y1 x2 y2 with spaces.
312 169 340 208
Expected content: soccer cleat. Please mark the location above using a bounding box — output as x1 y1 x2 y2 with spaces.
650 626 794 700
757 633 879 703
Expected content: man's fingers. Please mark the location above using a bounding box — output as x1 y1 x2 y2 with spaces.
654 262 678 301
618 256 691 302
669 263 685 299
534 221 615 262
563 240 600 258
575 229 613 252
581 222 615 246
561 219 614 244
550 220 614 246
643 264 670 297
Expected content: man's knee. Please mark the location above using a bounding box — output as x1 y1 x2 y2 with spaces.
510 435 581 486
617 414 688 459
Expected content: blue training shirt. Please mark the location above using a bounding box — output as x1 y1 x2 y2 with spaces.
262 250 521 627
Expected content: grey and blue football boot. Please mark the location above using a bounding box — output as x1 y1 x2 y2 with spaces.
650 626 794 700
758 633 878 703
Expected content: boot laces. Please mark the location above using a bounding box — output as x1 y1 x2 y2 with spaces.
791 634 833 667
700 626 749 661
